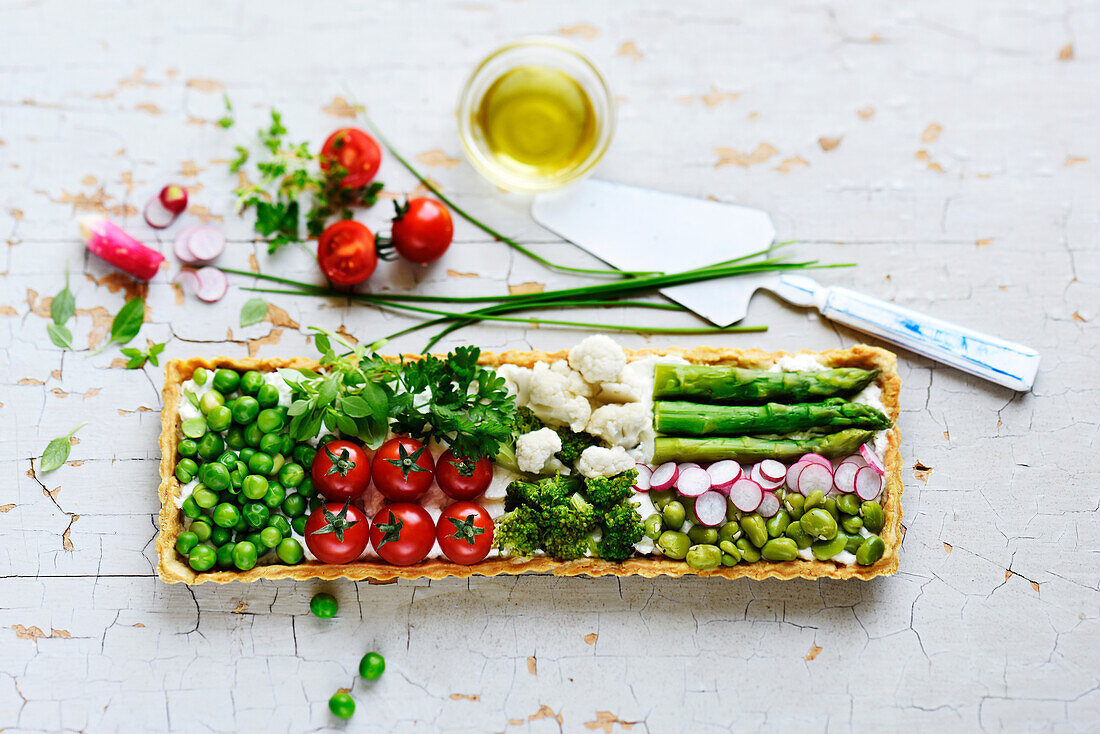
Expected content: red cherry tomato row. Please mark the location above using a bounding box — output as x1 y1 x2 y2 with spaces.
316 128 454 287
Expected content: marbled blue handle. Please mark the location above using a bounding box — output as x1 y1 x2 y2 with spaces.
820 286 1041 391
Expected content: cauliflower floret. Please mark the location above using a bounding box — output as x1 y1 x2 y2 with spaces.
521 362 592 432
597 366 649 403
496 364 530 403
516 428 563 475
568 335 626 384
576 445 636 478
549 359 595 397
586 403 651 449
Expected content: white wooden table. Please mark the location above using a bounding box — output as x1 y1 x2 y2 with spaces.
2 1 1098 731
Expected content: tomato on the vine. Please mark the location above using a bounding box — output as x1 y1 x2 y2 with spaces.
317 220 377 287
320 128 381 189
436 501 494 565
371 437 435 502
305 500 370 564
311 439 371 502
435 450 492 501
369 503 435 566
390 198 453 264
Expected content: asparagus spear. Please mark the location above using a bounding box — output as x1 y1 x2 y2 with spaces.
652 364 878 404
654 398 891 437
652 429 876 464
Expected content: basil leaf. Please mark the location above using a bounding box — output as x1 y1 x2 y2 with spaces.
109 298 145 346
287 399 310 417
316 377 339 408
335 412 358 437
51 286 75 327
314 332 331 356
337 395 372 418
239 297 268 327
358 382 388 420
47 323 73 349
39 437 71 473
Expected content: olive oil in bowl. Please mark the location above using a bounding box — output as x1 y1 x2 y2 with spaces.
458 38 614 193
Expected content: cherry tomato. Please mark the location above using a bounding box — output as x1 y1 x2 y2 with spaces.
305 500 370 564
369 503 435 566
317 220 378 287
435 450 492 501
390 198 453 264
436 501 494 565
311 439 371 502
371 437 435 502
320 128 381 189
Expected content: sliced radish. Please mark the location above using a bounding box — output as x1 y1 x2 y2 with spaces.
854 466 883 500
728 479 763 513
786 460 811 490
801 453 832 469
172 268 199 293
756 491 780 518
693 491 726 527
650 462 678 491
633 464 652 492
159 184 189 214
795 463 833 497
194 266 228 303
143 196 177 229
186 225 226 263
173 225 202 264
706 460 742 494
860 444 885 475
750 463 784 491
676 466 711 497
832 461 861 494
758 459 786 482
677 462 701 475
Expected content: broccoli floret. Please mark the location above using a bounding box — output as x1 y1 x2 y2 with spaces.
540 502 597 560
583 469 638 510
494 505 543 557
555 426 602 464
597 501 644 562
504 475 582 512
513 406 544 435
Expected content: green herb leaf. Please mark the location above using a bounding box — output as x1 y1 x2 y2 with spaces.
287 399 310 417
51 272 75 326
216 94 235 128
240 297 268 327
337 395 373 418
47 322 73 349
39 423 86 473
109 298 144 346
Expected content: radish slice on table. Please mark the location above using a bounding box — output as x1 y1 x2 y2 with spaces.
795 463 833 497
650 462 678 491
676 466 711 497
756 491 780 518
79 216 165 281
143 196 177 229
750 463 784 491
186 225 226 263
786 460 810 491
173 225 202 264
194 266 228 302
860 445 885 475
172 268 199 293
758 459 786 482
706 460 742 493
693 491 727 527
633 464 652 492
854 466 883 500
832 461 861 494
728 479 763 513
159 184 188 214
801 453 832 469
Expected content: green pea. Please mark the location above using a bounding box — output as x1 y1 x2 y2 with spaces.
359 652 385 680
192 487 219 509
683 498 700 525
181 495 201 520
311 592 338 618
739 514 768 549
735 537 760 563
212 502 240 528
238 446 256 464
232 396 260 425
761 537 799 562
263 482 286 508
181 417 207 439
296 477 316 498
662 501 686 531
823 497 838 519
210 527 230 546
291 514 308 536
856 535 885 565
177 438 199 457
811 534 847 560
784 520 813 549
244 423 263 447
328 691 355 720
199 462 231 492
686 544 722 570
782 492 804 520
175 531 199 556
318 434 337 446
240 370 264 396
766 509 791 538
256 408 283 434
255 383 280 409
217 449 238 469
213 369 240 393
721 552 740 566
804 489 826 511
233 515 249 534
860 501 885 533
248 452 274 477
206 405 232 432
718 540 739 557
269 453 285 477
224 426 246 450
649 490 673 511
232 541 259 570
189 519 212 542
245 532 267 554
199 390 225 415
216 542 236 568
175 458 198 484
718 521 742 544
837 494 861 516
276 538 304 564
229 467 246 491
842 531 863 554
281 493 307 518
242 502 270 528
242 474 269 500
643 514 663 540
191 367 209 386
196 432 225 461
259 526 283 549
801 508 838 541
841 515 863 534
188 544 217 572
278 462 305 489
688 525 719 545
259 432 283 456
657 530 690 560
267 514 292 538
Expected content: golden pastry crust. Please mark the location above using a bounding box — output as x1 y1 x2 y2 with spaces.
157 345 902 585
